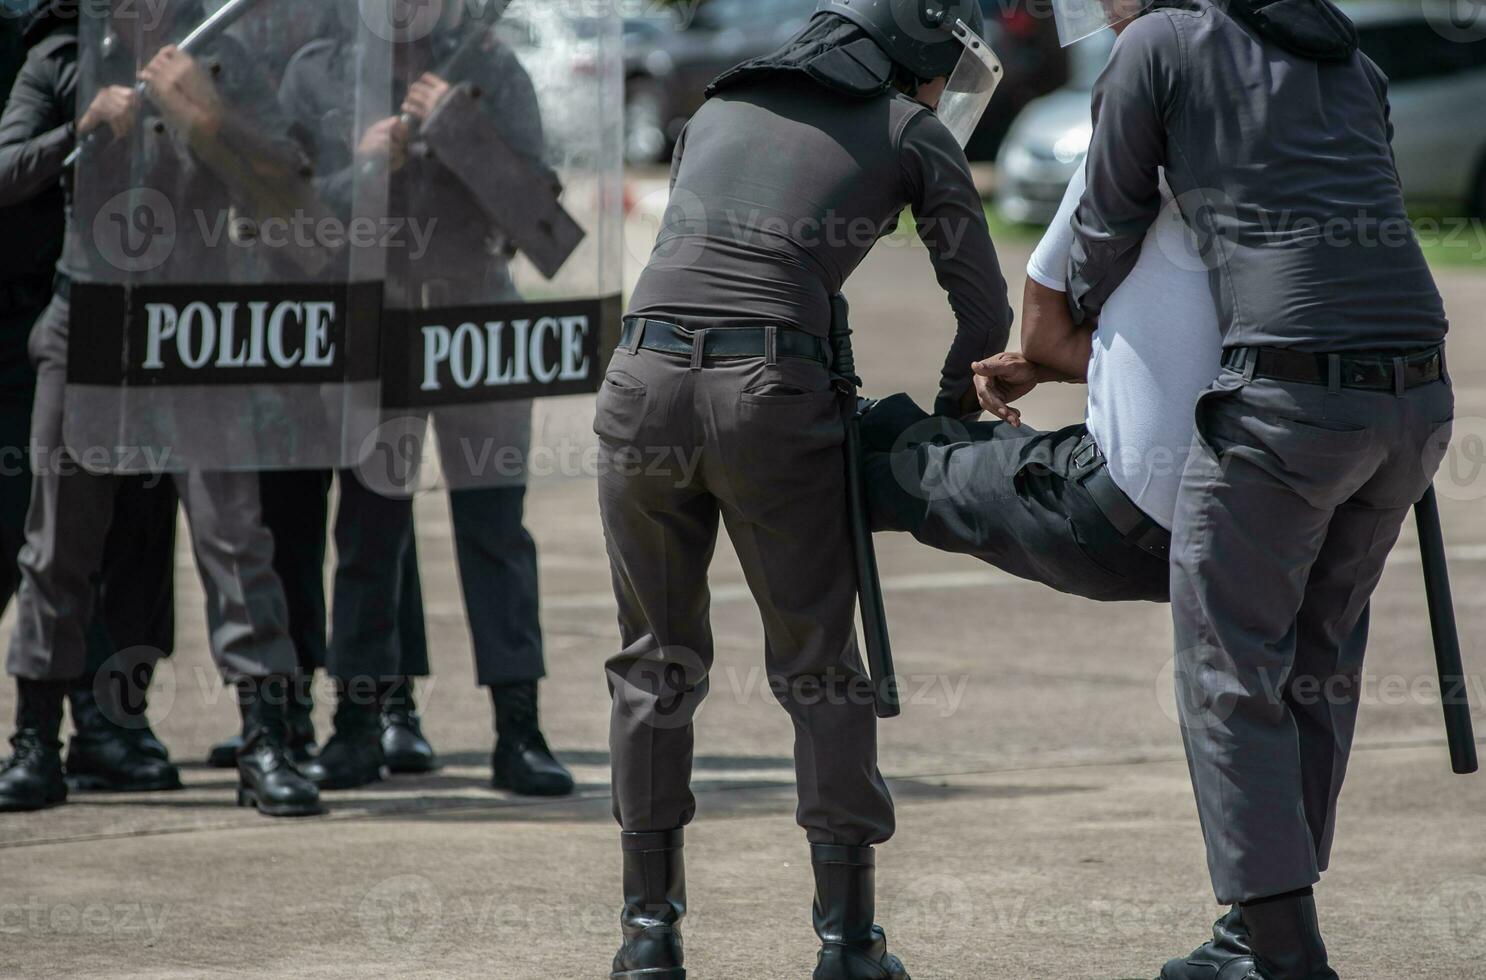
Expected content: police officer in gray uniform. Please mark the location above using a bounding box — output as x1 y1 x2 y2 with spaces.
272 0 571 797
598 3 1011 977
1061 0 1453 975
0 0 319 818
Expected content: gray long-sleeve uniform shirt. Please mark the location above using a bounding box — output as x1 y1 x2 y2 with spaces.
1068 0 1448 352
628 77 1013 414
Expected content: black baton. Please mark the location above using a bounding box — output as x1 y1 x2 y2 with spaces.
830 294 900 719
1414 485 1478 775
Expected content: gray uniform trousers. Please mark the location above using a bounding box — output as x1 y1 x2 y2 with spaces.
860 393 1169 603
6 297 296 683
596 342 895 847
325 472 542 687
1170 365 1453 905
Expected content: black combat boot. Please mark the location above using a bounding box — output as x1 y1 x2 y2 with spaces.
811 844 910 980
1160 907 1260 979
611 829 686 980
209 672 316 768
235 676 323 817
65 680 181 792
490 681 573 796
1239 890 1340 980
0 679 69 812
379 677 439 774
113 660 170 761
300 681 385 790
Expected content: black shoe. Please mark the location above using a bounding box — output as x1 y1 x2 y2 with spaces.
380 677 439 774
611 829 686 980
235 677 323 817
210 672 316 768
93 659 171 762
490 681 573 797
285 672 318 764
811 844 910 980
1161 907 1261 979
128 726 171 763
0 680 69 812
207 735 242 769
301 683 385 790
65 682 181 793
1240 892 1339 980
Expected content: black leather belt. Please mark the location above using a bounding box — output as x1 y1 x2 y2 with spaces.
1072 436 1171 562
621 317 828 365
1222 345 1443 393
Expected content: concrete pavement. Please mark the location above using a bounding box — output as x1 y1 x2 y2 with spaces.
1 221 1483 979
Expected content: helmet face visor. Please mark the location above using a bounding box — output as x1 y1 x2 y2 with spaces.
1051 0 1152 46
934 19 1003 150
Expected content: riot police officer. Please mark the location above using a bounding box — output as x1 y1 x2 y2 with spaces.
1061 0 1455 975
0 0 320 817
598 2 1012 977
269 0 572 796
0 0 183 808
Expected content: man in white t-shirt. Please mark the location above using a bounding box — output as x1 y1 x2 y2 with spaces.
862 163 1221 603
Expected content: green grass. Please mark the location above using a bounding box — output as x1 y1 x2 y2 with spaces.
975 201 1486 270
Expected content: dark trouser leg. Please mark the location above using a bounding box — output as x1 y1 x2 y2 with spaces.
863 395 1166 602
397 531 429 677
328 470 414 684
226 469 329 767
708 365 894 849
306 471 412 789
0 308 39 617
259 469 332 674
1170 377 1449 906
598 400 720 834
600 476 719 830
7 300 116 682
172 469 296 681
447 485 544 685
0 398 33 617
71 477 180 777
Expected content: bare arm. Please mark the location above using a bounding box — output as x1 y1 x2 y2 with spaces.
1020 277 1092 382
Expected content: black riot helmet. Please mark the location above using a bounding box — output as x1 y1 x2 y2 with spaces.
815 0 986 81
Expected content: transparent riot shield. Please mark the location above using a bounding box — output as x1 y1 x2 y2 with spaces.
352 0 624 496
63 0 393 473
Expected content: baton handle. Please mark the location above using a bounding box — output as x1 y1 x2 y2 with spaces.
64 0 270 168
1415 485 1478 775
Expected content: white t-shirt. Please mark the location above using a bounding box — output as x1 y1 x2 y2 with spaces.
1024 168 1223 531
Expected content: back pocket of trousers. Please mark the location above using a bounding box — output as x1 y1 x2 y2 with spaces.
594 372 649 445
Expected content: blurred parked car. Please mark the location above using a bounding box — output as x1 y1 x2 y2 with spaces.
995 2 1486 224
622 0 814 164
967 2 1068 161
622 0 1067 165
